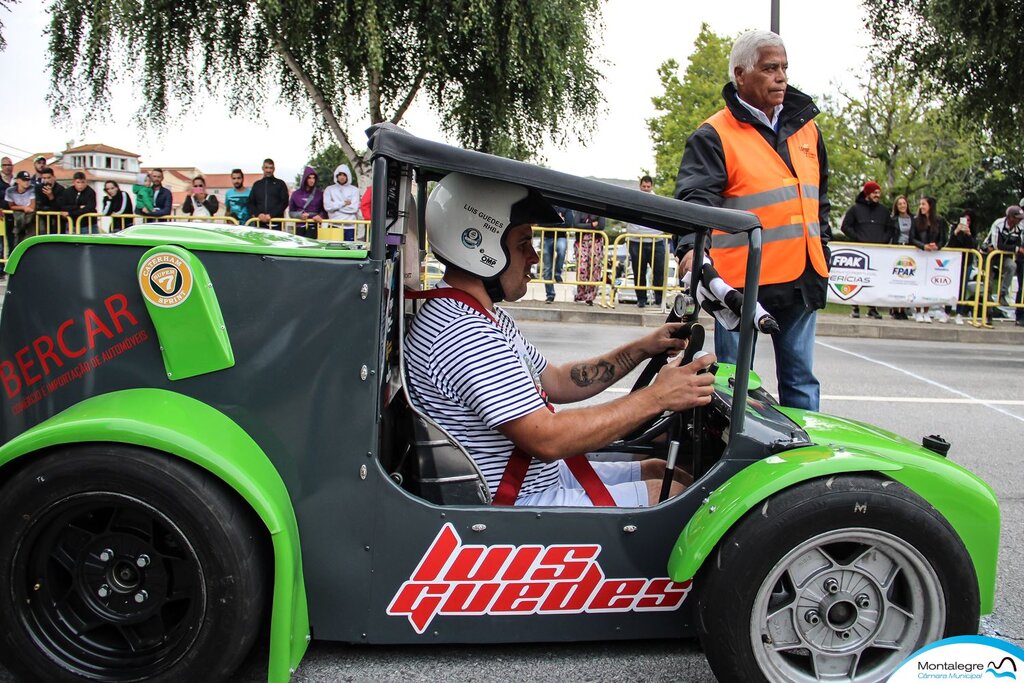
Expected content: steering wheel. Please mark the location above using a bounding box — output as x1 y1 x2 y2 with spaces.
615 296 704 447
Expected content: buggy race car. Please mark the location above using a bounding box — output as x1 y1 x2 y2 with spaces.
0 124 999 683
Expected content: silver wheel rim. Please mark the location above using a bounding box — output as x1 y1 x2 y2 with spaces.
749 527 944 683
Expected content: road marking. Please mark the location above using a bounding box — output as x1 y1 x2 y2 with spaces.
820 396 1024 405
816 340 1024 425
607 387 1024 406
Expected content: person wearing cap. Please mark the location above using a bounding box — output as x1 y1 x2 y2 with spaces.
984 204 1024 309
30 156 47 189
4 171 37 254
405 172 716 507
841 180 893 320
673 30 830 411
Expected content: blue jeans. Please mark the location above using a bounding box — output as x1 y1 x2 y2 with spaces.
628 239 666 306
543 234 567 300
714 302 820 411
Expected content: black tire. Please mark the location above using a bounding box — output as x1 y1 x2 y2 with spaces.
697 474 979 683
0 445 268 682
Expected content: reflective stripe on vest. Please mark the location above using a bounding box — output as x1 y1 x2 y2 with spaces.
705 108 829 288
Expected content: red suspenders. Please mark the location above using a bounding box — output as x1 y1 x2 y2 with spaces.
406 288 615 507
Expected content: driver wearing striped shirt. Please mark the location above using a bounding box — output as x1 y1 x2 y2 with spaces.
405 173 716 507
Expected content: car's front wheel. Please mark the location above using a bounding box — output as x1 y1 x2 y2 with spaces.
697 474 979 683
0 446 268 682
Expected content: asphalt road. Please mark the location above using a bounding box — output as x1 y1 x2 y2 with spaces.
1 323 1020 682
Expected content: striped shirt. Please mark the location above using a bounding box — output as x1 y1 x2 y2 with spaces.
405 296 561 497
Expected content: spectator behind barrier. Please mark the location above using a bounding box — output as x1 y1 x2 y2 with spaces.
101 180 134 232
288 166 326 239
908 196 948 323
841 180 892 320
4 171 36 253
140 169 172 220
324 164 360 240
983 205 1023 308
224 169 251 224
182 175 219 218
248 158 289 229
58 171 97 233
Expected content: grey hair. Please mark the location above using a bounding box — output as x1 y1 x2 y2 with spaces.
729 30 785 86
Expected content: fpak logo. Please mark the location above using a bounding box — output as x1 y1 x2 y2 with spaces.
889 635 1024 682
828 248 873 300
892 255 917 279
387 524 691 633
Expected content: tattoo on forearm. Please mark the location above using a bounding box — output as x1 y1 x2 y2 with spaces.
615 351 638 373
570 360 616 387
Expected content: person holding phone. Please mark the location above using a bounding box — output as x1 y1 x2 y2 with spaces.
182 176 219 218
947 210 978 325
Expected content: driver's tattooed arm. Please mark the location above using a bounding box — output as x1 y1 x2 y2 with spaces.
569 351 638 387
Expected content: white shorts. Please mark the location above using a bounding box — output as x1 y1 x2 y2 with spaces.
513 460 646 507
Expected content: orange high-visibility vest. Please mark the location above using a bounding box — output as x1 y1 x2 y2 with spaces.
705 108 829 288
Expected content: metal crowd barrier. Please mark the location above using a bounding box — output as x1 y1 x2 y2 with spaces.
35 211 74 236
244 217 370 243
977 248 1022 327
532 226 610 297
601 233 680 309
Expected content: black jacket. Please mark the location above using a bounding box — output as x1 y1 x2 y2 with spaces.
908 217 947 250
248 176 289 220
841 193 893 244
35 182 65 213
57 186 98 230
674 83 832 310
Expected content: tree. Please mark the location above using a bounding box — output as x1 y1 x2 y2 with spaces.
44 0 604 183
822 54 1011 223
0 0 16 51
863 0 1024 157
646 23 731 196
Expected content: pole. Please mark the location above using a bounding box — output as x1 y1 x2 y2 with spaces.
771 0 780 33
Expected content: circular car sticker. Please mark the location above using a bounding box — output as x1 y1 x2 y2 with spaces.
461 228 483 249
139 252 194 308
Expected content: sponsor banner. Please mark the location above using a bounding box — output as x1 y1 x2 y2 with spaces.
889 634 1024 681
827 245 962 306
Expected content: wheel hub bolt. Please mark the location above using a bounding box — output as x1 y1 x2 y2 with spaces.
823 578 840 594
99 549 114 562
136 554 150 568
839 630 851 640
134 590 148 604
98 584 110 598
855 593 870 608
804 609 821 625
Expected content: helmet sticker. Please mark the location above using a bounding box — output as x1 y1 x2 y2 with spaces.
461 228 483 249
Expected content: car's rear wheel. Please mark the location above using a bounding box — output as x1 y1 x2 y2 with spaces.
697 474 979 683
0 446 268 682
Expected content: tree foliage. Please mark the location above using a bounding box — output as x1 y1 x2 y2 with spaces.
0 0 15 51
646 23 730 196
44 0 604 182
862 0 1024 154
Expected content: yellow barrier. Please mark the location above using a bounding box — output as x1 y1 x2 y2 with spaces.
139 214 239 225
35 211 74 236
602 233 679 309
244 217 370 243
1 209 9 266
977 249 1022 327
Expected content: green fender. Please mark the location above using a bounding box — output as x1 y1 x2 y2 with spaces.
668 444 999 615
0 389 309 683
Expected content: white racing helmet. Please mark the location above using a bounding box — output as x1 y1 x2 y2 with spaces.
426 173 562 285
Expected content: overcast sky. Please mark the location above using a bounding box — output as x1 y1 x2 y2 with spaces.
0 1 870 183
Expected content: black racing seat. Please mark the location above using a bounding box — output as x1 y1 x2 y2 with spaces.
391 390 491 505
